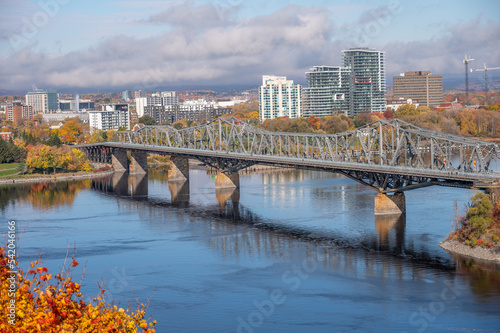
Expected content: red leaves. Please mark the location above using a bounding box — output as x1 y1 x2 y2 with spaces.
72 259 79 267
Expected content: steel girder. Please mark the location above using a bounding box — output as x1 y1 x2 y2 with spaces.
110 116 500 191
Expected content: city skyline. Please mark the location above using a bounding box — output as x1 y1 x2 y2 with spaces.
1 0 500 91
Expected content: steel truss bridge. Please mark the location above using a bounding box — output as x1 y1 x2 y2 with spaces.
82 117 500 193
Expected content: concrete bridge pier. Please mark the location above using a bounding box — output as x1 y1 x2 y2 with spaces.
129 150 148 175
215 171 240 189
168 156 189 181
374 192 406 215
111 149 128 172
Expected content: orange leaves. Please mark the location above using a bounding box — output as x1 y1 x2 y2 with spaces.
0 245 157 332
37 267 49 273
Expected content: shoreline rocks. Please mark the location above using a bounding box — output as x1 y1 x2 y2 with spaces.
0 170 115 186
440 239 500 262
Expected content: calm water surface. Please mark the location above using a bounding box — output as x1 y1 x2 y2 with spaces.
1 169 500 332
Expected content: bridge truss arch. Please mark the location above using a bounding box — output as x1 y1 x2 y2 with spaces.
106 116 500 192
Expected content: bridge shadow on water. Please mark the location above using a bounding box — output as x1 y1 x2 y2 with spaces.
88 171 500 295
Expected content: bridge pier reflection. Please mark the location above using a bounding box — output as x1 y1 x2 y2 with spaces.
375 214 406 252
92 172 148 198
216 187 240 210
168 180 190 207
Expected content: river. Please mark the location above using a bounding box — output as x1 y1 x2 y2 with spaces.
1 169 500 332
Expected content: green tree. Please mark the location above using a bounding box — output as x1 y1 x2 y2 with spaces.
45 134 63 147
0 138 13 163
139 115 157 125
466 192 493 236
8 142 26 163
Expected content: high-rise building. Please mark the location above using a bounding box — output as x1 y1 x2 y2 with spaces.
303 66 350 117
342 48 386 116
6 102 34 123
89 104 130 131
122 90 129 101
393 71 443 107
26 89 59 113
259 75 302 121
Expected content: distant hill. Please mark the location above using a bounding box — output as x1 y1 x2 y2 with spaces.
0 90 26 96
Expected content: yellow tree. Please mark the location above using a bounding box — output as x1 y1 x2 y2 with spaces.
60 120 82 144
395 104 420 117
26 145 60 174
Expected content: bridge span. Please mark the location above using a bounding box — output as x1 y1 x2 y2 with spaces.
78 117 500 215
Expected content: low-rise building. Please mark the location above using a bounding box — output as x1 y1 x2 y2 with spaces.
386 98 420 111
0 132 12 141
144 103 231 124
43 112 89 123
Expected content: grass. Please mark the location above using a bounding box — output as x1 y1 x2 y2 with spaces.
0 163 21 170
0 163 22 177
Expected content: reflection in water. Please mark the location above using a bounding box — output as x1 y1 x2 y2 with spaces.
374 214 406 253
91 174 458 283
2 166 500 332
216 187 240 210
451 254 500 297
0 180 91 211
168 181 190 207
91 173 148 198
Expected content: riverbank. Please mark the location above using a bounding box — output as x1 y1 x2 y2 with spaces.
440 239 500 262
0 170 115 186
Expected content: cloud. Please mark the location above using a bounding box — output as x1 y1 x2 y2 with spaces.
0 4 334 90
383 17 500 77
0 3 499 91
147 2 237 28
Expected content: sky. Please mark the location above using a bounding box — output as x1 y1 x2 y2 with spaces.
1 0 500 92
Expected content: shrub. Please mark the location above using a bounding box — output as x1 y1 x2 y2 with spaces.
493 234 499 243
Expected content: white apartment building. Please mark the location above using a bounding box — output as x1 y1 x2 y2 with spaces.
89 104 130 131
135 91 179 117
259 75 302 121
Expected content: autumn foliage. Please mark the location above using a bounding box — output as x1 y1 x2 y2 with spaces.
448 192 500 249
26 145 91 174
0 247 156 332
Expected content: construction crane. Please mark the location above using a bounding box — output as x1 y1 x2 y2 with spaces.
471 63 500 106
463 54 474 105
